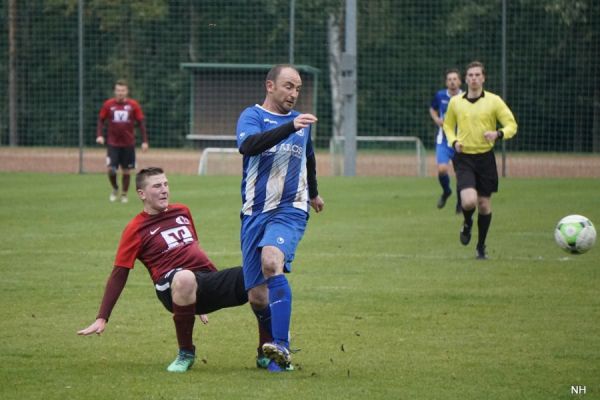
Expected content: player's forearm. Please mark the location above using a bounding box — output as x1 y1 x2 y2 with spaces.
96 266 130 321
429 108 441 125
96 119 105 137
442 106 457 143
238 121 296 156
138 119 149 143
306 153 318 199
497 107 518 139
443 121 457 144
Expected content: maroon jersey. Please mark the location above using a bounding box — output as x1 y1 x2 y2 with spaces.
114 203 217 283
98 98 147 147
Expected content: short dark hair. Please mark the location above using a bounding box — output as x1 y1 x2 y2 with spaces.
114 79 129 89
466 61 485 76
266 64 299 83
445 68 461 79
136 167 164 190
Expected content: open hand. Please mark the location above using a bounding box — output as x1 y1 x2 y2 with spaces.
77 318 107 336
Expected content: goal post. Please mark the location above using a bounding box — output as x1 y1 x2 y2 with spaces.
197 147 240 175
330 135 427 177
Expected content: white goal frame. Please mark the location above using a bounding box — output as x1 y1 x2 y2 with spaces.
329 135 427 177
197 147 239 175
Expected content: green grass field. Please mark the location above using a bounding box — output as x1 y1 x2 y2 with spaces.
1 173 599 399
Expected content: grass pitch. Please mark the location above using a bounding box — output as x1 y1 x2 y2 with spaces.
1 173 599 399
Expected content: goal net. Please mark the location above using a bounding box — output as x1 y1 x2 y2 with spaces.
330 136 427 177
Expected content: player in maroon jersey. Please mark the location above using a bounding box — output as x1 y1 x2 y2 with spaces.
77 167 251 372
96 80 149 203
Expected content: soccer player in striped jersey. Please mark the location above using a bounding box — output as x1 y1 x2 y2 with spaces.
77 167 248 372
236 64 325 372
429 69 463 212
443 61 518 259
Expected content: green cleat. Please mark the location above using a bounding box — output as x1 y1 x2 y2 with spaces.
256 355 271 369
167 350 195 373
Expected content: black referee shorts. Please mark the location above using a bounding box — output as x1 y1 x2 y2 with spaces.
454 150 498 197
106 145 136 170
155 267 248 315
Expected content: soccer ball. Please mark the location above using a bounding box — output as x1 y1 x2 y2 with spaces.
554 215 596 254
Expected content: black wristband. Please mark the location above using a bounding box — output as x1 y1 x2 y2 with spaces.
497 130 504 139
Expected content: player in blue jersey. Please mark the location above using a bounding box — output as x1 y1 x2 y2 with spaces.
429 68 463 212
236 64 324 372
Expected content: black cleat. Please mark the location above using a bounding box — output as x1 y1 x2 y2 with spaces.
476 244 488 260
437 191 452 209
460 223 472 245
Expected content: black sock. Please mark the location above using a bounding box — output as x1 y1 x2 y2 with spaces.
122 174 131 194
477 213 492 247
463 208 475 227
108 172 118 190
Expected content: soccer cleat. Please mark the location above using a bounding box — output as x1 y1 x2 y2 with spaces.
256 355 271 369
460 223 472 245
109 189 118 202
266 359 294 372
120 195 128 204
437 191 452 209
166 349 196 373
262 342 291 367
476 244 488 260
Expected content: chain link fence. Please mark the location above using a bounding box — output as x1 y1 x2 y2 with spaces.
1 0 599 176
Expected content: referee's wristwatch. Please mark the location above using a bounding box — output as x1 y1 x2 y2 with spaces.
496 130 504 140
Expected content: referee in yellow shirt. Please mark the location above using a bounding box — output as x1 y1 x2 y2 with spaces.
443 61 517 259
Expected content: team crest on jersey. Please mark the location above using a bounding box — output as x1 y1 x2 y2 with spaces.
176 216 190 225
124 105 132 111
295 128 305 137
113 110 129 122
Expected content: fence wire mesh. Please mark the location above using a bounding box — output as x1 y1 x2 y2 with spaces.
1 0 599 176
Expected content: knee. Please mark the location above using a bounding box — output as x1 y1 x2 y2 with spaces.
478 198 492 214
460 189 478 210
462 198 477 210
437 164 449 174
261 247 284 277
171 270 197 296
248 285 268 309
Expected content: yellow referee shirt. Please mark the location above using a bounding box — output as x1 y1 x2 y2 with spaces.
443 90 517 154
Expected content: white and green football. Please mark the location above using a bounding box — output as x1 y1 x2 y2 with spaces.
554 215 596 254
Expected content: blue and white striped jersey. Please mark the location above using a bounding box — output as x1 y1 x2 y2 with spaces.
431 89 463 145
236 104 314 216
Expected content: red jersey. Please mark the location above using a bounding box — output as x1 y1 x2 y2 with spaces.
114 204 217 283
98 98 147 147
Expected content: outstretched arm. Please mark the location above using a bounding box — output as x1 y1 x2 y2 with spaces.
77 266 130 335
239 114 318 156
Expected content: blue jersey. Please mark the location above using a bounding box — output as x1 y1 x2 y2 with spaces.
431 89 462 145
236 104 314 216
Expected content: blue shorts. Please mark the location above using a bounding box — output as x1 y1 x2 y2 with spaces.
240 207 308 290
436 142 455 165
